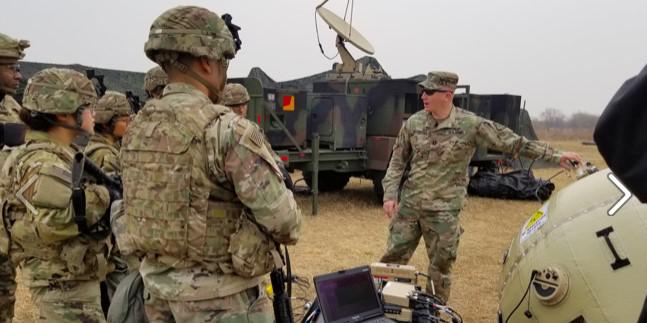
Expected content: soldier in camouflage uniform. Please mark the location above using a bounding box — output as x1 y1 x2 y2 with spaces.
143 66 168 100
0 31 29 323
0 68 113 322
118 6 301 322
0 32 28 124
221 83 290 183
86 90 132 307
380 71 582 303
221 83 250 117
87 90 131 173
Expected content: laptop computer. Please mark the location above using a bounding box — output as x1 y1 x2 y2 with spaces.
314 266 395 323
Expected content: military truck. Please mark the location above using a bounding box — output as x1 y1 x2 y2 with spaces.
17 61 531 206
230 76 528 203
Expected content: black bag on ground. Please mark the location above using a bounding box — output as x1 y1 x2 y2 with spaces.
468 169 554 201
107 271 149 323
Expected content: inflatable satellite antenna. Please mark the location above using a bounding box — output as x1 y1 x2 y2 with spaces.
316 0 384 79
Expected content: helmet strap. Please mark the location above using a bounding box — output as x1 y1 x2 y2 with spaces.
169 59 223 103
39 109 89 138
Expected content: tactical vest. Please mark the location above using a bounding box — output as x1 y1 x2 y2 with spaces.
121 98 253 273
86 140 119 161
0 140 107 283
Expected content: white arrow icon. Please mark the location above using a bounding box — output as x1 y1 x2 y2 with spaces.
608 173 632 216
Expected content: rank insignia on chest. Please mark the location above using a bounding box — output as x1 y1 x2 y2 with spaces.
436 128 464 136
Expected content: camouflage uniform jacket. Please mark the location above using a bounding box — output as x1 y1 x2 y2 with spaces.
0 95 21 124
383 106 563 210
0 130 111 287
121 83 301 301
86 133 120 174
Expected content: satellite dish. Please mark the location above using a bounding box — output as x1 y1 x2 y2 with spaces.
316 6 375 55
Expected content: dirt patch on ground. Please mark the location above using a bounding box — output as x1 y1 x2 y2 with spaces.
11 140 604 322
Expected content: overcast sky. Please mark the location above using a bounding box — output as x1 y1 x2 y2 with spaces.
2 0 646 117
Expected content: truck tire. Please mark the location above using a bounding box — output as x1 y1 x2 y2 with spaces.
303 171 350 192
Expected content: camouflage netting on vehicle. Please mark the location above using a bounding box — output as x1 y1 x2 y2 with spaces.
519 109 538 140
16 62 147 104
248 56 390 91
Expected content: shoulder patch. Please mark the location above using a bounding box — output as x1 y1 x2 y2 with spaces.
233 117 264 147
249 126 265 148
235 119 283 179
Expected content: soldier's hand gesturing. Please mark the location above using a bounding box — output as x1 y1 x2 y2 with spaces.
383 200 398 219
559 151 583 170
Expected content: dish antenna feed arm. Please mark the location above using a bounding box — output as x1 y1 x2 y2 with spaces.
335 35 357 73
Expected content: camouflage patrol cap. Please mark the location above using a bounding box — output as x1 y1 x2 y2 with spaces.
144 6 236 64
221 83 250 106
22 68 97 114
95 91 132 124
0 32 29 64
143 66 168 92
418 71 459 92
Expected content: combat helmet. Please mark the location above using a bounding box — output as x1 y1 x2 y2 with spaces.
143 66 168 93
22 68 97 115
144 6 236 65
221 83 250 106
0 32 29 64
94 91 131 124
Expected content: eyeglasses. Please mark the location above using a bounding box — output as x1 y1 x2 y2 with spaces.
421 89 448 96
1 63 20 74
221 59 230 70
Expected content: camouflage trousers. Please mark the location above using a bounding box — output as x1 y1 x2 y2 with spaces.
103 253 130 301
30 280 105 323
0 254 16 323
144 285 273 323
380 207 462 303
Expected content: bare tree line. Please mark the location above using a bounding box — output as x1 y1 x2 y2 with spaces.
532 108 599 130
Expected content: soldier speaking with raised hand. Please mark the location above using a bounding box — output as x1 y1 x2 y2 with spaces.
380 71 582 303
0 31 29 323
118 6 301 322
1 68 113 322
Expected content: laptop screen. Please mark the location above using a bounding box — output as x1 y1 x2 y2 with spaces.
315 266 383 323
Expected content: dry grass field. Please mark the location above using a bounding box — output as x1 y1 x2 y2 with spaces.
12 139 606 323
